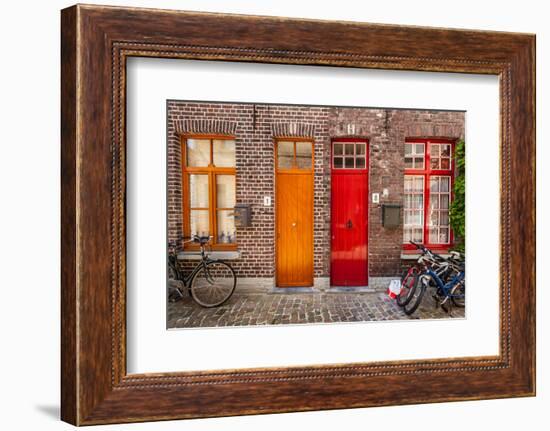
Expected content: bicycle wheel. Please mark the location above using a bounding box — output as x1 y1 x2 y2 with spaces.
450 280 465 308
396 267 419 307
190 261 236 307
403 274 427 316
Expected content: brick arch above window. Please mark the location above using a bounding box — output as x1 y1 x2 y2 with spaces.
271 122 315 138
174 119 237 136
330 134 370 140
332 123 371 137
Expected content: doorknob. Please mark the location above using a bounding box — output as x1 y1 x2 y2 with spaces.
346 219 353 229
291 222 297 228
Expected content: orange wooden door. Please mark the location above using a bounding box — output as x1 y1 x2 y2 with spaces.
275 140 314 287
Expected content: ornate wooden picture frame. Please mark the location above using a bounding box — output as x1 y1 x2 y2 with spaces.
61 4 535 425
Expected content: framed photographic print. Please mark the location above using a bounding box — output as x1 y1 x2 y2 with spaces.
61 4 535 425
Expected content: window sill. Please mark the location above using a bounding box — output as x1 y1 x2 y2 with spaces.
401 250 453 260
177 250 241 261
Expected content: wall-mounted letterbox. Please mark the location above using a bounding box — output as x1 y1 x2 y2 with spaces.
234 204 252 228
382 203 401 228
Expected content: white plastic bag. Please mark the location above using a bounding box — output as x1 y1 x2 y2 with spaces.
387 279 402 299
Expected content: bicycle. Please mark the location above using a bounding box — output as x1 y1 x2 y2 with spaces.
396 241 445 308
432 252 465 311
167 235 237 308
404 248 465 316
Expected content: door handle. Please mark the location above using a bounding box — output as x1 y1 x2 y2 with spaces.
346 219 353 229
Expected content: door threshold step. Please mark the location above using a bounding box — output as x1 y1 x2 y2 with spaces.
268 287 320 294
325 286 373 293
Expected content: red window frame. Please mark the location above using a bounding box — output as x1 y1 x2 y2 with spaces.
331 138 369 172
403 138 456 251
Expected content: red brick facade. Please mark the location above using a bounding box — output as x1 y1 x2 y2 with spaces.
167 101 464 284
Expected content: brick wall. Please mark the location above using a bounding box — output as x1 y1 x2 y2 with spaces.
167 101 464 281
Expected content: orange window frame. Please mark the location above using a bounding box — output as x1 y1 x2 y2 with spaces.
274 137 314 173
181 134 237 250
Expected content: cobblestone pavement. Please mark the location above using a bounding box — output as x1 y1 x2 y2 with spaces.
167 290 465 329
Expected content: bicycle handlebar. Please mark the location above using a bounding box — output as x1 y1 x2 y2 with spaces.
168 235 213 250
409 240 428 252
409 241 449 264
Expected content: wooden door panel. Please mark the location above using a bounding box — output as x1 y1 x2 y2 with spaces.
276 173 313 287
331 172 368 286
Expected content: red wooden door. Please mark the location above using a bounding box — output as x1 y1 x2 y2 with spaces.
330 139 369 287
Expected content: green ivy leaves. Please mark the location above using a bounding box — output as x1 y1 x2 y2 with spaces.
450 139 465 252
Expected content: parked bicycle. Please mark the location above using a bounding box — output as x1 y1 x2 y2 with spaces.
396 241 443 308
397 241 465 315
168 235 237 307
429 251 465 312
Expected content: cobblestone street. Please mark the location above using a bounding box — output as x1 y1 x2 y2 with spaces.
167 290 465 329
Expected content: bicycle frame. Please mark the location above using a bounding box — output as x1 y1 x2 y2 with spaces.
421 266 465 303
168 252 220 290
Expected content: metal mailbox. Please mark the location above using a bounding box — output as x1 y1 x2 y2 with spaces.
382 203 402 228
234 204 252 227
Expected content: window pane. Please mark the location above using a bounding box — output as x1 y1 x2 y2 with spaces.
186 139 210 167
345 157 354 168
355 157 365 168
296 141 312 169
333 157 343 168
440 194 450 209
189 174 209 208
414 157 424 169
430 177 440 192
430 144 440 157
277 141 294 169
430 195 440 210
404 157 413 169
413 228 423 242
439 228 449 243
345 144 354 155
213 139 236 167
190 210 210 237
217 210 236 244
405 143 412 155
441 144 451 157
440 176 450 192
415 143 424 154
430 157 439 169
441 158 450 170
403 228 411 242
356 143 366 155
414 177 424 191
216 175 235 208
334 143 343 155
413 195 423 209
429 227 438 242
440 211 449 226
404 176 413 192
404 210 412 224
